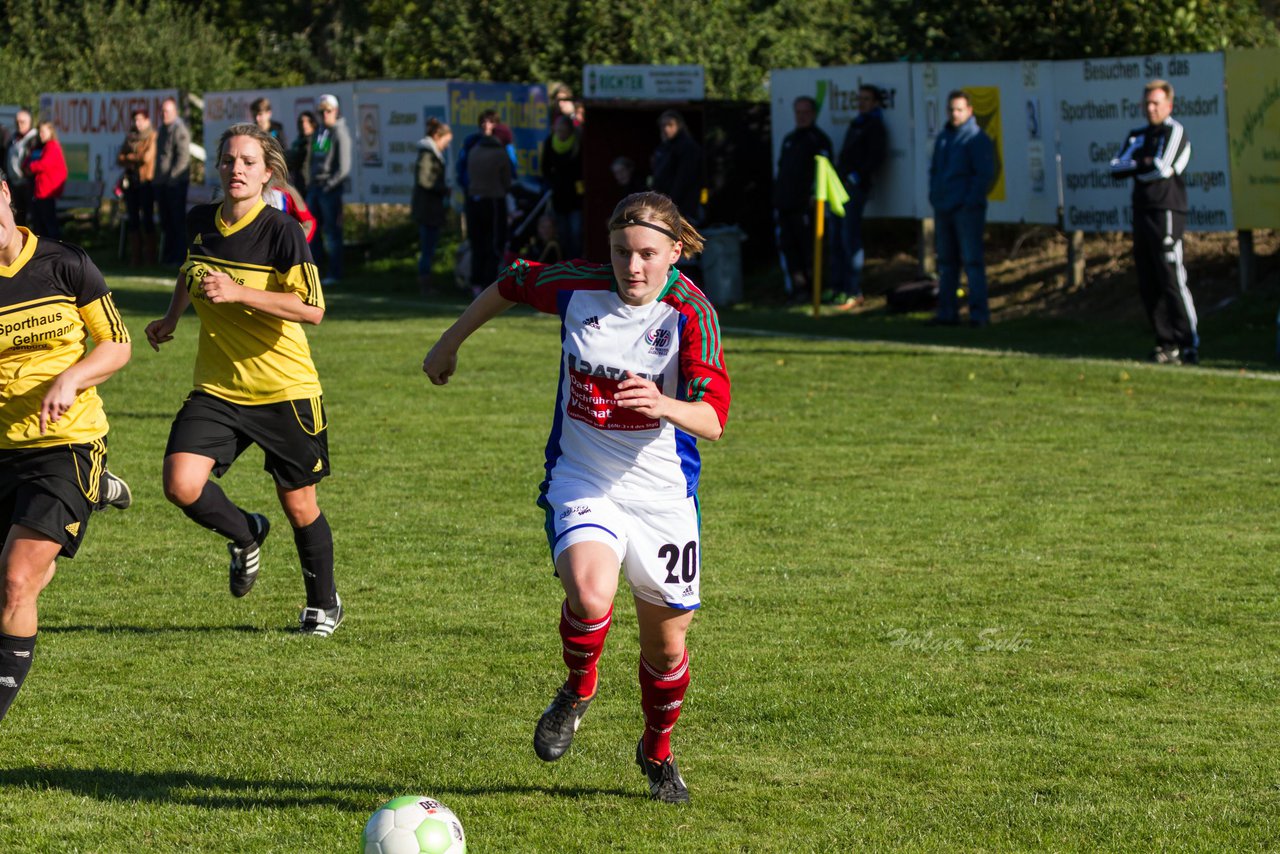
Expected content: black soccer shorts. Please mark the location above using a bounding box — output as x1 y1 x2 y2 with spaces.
0 440 106 557
165 391 330 489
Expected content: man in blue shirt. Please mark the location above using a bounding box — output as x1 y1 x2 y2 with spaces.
928 90 995 327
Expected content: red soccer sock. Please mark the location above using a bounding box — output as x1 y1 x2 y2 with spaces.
560 600 612 698
639 649 690 763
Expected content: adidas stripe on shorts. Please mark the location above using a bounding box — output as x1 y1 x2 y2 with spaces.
165 391 330 489
0 441 107 557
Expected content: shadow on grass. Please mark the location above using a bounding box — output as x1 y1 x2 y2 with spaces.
108 277 475 325
719 298 1280 371
0 766 631 809
39 624 268 635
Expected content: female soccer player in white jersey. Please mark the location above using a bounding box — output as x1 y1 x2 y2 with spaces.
145 124 342 637
0 176 132 725
423 191 731 804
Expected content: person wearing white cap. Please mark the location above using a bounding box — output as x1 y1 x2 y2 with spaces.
307 94 352 285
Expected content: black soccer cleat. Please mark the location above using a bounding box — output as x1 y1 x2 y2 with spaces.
635 738 690 804
228 513 270 598
533 685 594 762
98 471 132 511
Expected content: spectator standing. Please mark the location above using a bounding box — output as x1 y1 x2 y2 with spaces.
117 109 157 267
5 110 37 227
1109 79 1197 364
651 110 702 224
611 156 645 201
833 86 888 310
411 117 452 296
541 115 583 259
464 116 513 298
251 97 287 149
456 110 490 195
307 94 352 285
25 122 67 239
772 96 832 303
154 97 191 265
287 111 316 194
928 90 995 327
549 84 578 127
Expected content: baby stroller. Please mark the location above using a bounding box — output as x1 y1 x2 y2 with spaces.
502 178 552 267
455 179 553 291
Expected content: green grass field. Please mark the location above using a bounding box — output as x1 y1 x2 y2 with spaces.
1 273 1277 852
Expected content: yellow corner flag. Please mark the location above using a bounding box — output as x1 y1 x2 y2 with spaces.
814 155 849 218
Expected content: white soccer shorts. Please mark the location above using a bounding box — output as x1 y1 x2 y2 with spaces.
543 481 702 610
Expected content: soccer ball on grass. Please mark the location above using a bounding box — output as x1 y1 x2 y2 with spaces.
362 796 465 854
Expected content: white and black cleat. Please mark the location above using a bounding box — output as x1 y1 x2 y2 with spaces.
228 513 270 598
299 596 344 637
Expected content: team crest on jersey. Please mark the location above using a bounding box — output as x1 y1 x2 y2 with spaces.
645 327 672 355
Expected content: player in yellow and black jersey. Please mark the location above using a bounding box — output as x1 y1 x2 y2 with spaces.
0 176 132 725
146 123 343 637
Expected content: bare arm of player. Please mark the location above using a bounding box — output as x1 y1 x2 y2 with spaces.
198 270 324 324
39 340 132 434
145 273 193 351
615 371 724 441
422 283 517 385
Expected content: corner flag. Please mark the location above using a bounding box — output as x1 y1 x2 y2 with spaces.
814 155 849 218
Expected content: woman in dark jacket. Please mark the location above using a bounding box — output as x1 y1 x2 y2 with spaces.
650 110 702 224
833 85 889 308
540 115 583 258
287 111 317 195
411 117 453 296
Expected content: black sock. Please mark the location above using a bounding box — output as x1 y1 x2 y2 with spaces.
180 482 255 547
0 632 37 724
294 512 337 609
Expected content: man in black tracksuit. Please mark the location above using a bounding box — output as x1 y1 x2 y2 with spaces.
773 96 833 302
1110 79 1197 364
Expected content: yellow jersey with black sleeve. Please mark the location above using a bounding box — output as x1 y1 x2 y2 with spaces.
181 200 324 405
0 228 130 449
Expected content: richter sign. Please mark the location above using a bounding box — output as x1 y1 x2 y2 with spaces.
583 65 705 101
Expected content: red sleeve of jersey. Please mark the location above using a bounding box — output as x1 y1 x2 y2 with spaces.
666 277 731 429
495 259 613 314
294 205 317 243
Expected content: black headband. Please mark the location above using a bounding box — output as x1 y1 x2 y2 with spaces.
611 217 679 242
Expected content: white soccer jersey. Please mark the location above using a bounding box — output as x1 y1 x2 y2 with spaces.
496 259 730 501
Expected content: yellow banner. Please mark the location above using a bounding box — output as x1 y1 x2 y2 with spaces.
1225 47 1280 229
968 86 1006 202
